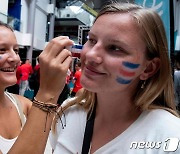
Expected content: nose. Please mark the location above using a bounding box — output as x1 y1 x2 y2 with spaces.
8 49 20 63
85 44 103 64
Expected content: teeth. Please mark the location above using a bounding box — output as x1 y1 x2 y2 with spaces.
0 68 15 72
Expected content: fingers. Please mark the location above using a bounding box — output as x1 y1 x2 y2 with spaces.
42 36 74 59
39 39 73 75
55 48 71 64
60 54 72 72
37 36 74 100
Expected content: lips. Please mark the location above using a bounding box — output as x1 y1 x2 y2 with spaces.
0 67 16 72
84 65 106 76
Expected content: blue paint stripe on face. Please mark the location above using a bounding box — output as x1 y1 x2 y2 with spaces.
0 56 2 59
116 77 132 84
123 61 140 69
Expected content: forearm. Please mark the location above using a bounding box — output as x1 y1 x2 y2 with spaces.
8 106 54 154
9 93 58 154
8 36 73 154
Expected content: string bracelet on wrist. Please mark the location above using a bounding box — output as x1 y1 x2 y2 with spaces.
32 97 58 132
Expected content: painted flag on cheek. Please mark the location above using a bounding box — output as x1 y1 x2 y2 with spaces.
116 61 140 84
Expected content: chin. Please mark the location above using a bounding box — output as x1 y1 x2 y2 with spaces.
5 79 17 87
7 82 16 87
80 80 98 93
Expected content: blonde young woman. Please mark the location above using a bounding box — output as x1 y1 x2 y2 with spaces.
49 2 180 154
0 22 32 153
5 2 180 154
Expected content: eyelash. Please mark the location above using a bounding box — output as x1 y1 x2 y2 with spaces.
108 45 120 51
109 47 129 56
0 48 19 54
86 36 128 55
0 48 6 51
87 36 97 45
107 45 127 53
14 49 19 54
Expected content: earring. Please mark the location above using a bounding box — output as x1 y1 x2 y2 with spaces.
141 80 146 89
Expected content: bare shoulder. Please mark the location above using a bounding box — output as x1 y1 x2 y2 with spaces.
13 94 32 117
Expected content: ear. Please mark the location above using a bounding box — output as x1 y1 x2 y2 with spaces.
140 57 160 80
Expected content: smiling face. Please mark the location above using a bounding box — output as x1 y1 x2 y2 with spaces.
80 13 152 95
0 26 20 88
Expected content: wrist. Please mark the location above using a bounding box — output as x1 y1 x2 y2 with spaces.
35 90 58 105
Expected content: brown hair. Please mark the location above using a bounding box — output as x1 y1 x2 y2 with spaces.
0 21 13 31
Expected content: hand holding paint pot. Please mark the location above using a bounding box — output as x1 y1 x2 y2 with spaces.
36 36 74 103
66 44 83 53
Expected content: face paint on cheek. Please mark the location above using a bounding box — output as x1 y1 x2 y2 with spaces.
122 61 140 69
0 56 2 60
116 77 132 84
116 61 140 84
119 68 136 77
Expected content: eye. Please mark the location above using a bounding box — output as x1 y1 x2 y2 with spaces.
108 45 120 51
107 45 128 55
0 48 6 54
14 48 19 54
0 48 6 51
87 36 97 45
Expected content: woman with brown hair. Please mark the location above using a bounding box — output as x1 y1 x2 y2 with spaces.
50 2 180 154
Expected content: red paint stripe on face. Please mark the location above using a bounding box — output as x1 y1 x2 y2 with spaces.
119 68 135 77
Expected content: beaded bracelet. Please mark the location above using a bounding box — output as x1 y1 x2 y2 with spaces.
33 97 58 113
32 97 58 132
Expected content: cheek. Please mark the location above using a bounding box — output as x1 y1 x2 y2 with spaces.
17 55 21 62
116 61 140 84
80 47 88 64
0 54 8 65
80 49 86 59
80 51 85 65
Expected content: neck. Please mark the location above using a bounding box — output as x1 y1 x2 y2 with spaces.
95 92 141 123
0 91 9 107
90 92 141 154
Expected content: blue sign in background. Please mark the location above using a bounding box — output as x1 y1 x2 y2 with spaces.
135 0 170 51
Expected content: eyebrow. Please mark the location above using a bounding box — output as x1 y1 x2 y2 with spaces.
88 31 130 48
88 31 96 37
14 44 19 48
0 43 19 48
107 39 130 49
88 31 136 54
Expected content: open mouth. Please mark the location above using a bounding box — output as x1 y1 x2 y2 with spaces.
0 67 16 72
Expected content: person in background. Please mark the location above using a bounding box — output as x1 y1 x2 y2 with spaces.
19 59 33 96
71 61 82 97
174 52 180 111
0 21 32 154
30 57 40 97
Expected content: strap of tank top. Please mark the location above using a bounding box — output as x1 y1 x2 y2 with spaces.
7 93 26 128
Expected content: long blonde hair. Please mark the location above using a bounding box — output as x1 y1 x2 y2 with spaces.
52 2 179 132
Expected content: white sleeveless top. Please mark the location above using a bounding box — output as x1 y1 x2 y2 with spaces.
0 92 26 154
